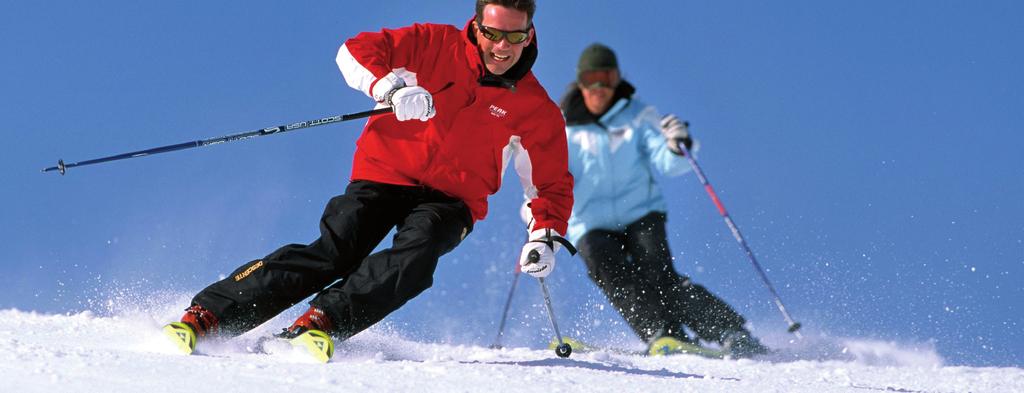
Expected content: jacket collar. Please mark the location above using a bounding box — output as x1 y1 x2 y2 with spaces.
560 80 637 126
462 17 538 90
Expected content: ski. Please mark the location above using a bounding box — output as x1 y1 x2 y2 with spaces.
547 336 727 359
648 336 727 358
163 322 197 355
287 329 334 363
248 329 335 363
163 322 333 363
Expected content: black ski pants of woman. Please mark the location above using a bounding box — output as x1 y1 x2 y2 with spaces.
191 180 474 340
577 212 745 344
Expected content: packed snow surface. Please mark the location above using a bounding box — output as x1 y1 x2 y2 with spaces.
1 308 1020 393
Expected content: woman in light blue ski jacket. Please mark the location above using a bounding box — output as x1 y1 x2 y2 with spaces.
557 43 767 357
563 81 695 246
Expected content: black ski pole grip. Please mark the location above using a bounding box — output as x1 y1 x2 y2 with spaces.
527 249 540 263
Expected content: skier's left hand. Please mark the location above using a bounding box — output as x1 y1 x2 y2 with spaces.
519 228 576 278
660 114 693 155
389 86 435 121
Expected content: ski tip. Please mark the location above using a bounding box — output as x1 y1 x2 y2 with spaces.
290 329 334 363
163 322 197 355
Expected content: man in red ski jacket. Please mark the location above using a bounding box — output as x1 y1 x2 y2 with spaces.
164 0 574 359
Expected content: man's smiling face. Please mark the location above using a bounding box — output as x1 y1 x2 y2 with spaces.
474 4 533 75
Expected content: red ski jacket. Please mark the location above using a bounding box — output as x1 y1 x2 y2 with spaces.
336 19 573 235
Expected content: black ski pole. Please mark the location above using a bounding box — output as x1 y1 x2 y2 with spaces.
42 81 456 175
528 250 572 358
41 107 393 175
675 133 803 338
490 258 522 349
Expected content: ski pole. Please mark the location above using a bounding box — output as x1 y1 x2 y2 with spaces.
42 107 392 175
489 260 522 349
529 250 572 358
42 82 454 175
675 135 803 338
490 233 530 349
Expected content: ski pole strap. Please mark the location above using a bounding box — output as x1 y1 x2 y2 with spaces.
553 236 577 255
529 231 578 256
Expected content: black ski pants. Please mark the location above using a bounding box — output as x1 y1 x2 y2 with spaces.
192 180 474 340
577 212 745 344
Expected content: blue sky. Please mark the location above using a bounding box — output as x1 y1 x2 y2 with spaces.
2 1 1021 366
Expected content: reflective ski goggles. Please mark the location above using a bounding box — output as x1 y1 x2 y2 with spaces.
578 69 620 90
478 24 531 44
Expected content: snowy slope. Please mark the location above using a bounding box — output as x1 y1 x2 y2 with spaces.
1 308 1021 393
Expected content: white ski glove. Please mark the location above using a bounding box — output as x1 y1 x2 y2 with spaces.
371 72 436 122
660 114 693 155
519 228 577 278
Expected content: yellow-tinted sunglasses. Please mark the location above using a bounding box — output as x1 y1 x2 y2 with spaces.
478 24 531 44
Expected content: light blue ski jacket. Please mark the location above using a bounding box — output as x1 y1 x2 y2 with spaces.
560 82 697 244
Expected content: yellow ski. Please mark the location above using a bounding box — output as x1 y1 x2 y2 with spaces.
547 336 594 352
546 336 726 359
648 336 725 358
289 329 334 363
163 322 197 355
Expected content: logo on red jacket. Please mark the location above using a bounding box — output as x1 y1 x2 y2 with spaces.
489 105 508 118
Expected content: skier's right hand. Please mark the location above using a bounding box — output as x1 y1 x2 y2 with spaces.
519 228 567 278
371 72 436 122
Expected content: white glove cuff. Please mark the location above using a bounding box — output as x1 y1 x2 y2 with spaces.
519 200 534 228
371 72 406 104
